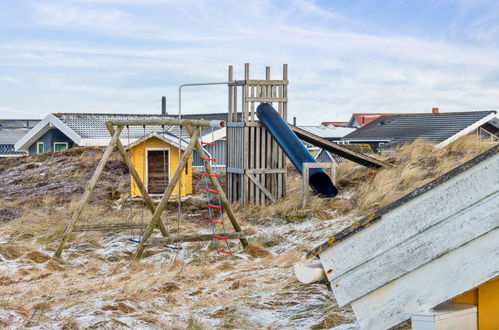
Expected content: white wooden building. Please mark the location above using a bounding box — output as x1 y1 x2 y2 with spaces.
304 145 499 329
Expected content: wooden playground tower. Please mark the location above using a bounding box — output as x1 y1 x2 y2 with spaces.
54 118 248 259
227 63 288 205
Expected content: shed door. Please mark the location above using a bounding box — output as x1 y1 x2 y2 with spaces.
147 150 169 194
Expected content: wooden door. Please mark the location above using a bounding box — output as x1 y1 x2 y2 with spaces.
147 150 169 194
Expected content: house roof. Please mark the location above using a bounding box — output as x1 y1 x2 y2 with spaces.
321 121 350 127
53 113 178 139
343 111 498 147
0 119 40 129
0 119 41 146
298 125 356 139
0 127 35 145
349 113 415 127
15 112 229 151
0 144 27 156
306 143 499 259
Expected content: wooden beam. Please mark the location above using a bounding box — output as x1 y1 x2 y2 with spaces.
185 125 249 248
108 118 224 128
147 232 248 245
245 172 277 202
54 126 124 258
134 126 201 259
290 125 392 169
106 122 168 236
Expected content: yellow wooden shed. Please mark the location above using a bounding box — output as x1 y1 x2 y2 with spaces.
453 277 499 330
127 133 192 198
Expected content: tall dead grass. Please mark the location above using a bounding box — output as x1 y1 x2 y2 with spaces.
351 136 496 214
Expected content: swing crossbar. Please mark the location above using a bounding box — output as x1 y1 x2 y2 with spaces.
201 157 217 162
209 219 224 224
108 119 225 128
201 141 216 146
205 188 220 194
203 173 219 178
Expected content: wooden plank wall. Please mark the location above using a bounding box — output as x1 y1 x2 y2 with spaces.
227 63 288 205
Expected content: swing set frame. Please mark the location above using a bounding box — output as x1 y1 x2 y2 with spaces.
53 118 248 260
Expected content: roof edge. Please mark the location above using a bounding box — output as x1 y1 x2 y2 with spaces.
14 114 82 151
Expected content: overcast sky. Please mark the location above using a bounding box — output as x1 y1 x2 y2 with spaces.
1 0 498 124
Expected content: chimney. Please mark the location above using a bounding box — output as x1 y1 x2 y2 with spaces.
432 107 439 114
293 116 296 126
161 96 166 115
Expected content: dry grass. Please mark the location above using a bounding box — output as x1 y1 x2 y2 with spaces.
345 136 496 214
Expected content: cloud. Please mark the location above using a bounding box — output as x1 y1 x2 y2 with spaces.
0 0 498 122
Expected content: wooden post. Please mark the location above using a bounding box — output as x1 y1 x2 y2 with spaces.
54 126 124 258
134 126 201 259
302 163 310 208
185 125 249 248
301 162 337 208
105 122 168 236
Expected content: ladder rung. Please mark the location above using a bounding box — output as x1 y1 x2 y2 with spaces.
209 219 224 224
216 249 233 254
203 173 219 178
212 234 228 240
205 188 220 194
207 203 222 210
201 157 217 162
201 141 216 146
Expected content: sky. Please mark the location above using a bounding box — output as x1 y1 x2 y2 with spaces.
0 0 498 124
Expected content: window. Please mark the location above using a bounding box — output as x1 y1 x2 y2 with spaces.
37 142 44 154
54 142 68 152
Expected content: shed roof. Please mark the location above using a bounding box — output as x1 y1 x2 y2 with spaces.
343 111 498 147
126 132 189 150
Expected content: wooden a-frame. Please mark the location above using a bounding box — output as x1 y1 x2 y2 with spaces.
54 119 248 259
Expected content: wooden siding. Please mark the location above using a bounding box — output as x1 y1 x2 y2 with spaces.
226 64 288 205
27 128 75 154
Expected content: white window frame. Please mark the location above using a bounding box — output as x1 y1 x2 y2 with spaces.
36 142 44 154
53 142 69 151
145 147 170 196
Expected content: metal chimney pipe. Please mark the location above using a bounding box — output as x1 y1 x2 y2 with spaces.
293 116 297 126
161 96 166 115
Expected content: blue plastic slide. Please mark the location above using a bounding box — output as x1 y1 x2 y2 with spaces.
256 103 338 198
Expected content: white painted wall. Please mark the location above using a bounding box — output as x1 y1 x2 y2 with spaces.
318 152 499 329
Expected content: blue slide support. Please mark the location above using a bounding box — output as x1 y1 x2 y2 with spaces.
256 103 338 198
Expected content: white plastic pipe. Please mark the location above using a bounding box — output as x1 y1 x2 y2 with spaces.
294 262 327 284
